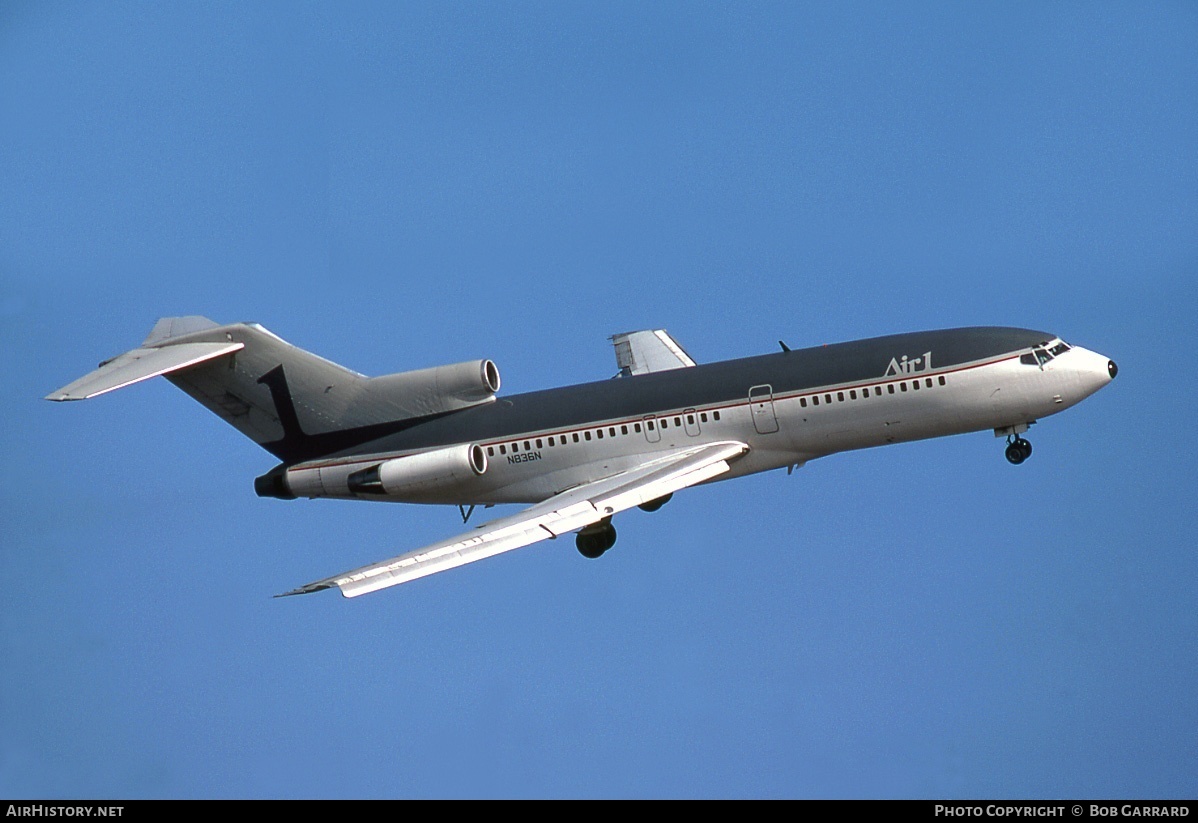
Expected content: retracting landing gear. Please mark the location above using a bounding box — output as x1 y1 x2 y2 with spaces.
1004 436 1033 465
576 517 616 559
637 493 671 513
996 422 1035 465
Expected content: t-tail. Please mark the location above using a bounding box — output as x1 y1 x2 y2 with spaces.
45 316 501 465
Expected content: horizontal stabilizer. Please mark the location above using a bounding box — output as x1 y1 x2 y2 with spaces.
46 341 245 401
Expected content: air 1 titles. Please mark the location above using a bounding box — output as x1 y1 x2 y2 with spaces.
885 351 933 377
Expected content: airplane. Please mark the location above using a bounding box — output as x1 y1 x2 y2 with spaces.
46 317 1117 598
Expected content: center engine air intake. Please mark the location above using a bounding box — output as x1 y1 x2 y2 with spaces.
364 359 501 418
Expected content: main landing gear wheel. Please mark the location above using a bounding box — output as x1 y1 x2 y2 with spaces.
1005 437 1033 465
576 519 617 559
638 493 672 513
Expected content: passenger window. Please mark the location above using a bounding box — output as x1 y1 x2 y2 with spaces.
687 415 694 425
938 376 946 386
512 442 519 452
596 429 603 439
823 394 830 404
585 431 592 441
813 396 820 406
800 397 807 408
850 390 857 400
674 417 681 426
536 439 543 449
661 419 668 429
925 378 932 388
487 446 494 457
524 441 531 450
912 380 919 390
621 425 628 435
548 437 555 446
635 423 642 432
900 383 907 392
573 433 580 443
700 413 707 423
609 427 616 437
874 387 881 396
647 420 654 430
713 411 721 421
888 385 895 394
500 445 507 454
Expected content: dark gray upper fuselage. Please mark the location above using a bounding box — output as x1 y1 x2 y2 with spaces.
314 326 1052 463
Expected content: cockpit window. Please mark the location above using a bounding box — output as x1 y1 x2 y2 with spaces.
1022 348 1054 366
1049 342 1070 356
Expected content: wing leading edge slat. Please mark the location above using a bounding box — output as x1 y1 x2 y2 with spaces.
280 439 749 598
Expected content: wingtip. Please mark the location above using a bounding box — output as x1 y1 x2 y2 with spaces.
274 580 339 598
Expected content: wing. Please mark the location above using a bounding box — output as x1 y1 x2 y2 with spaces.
611 329 696 376
279 439 749 598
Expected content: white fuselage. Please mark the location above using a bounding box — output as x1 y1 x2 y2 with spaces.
279 340 1115 506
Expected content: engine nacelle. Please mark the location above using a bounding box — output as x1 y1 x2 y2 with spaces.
365 359 501 418
256 443 488 502
347 443 487 499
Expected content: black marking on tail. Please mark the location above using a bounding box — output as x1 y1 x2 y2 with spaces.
257 366 308 445
256 364 457 465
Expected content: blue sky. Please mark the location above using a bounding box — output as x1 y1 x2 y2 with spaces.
2 1 1195 799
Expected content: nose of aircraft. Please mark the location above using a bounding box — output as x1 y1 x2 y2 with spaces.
1072 347 1117 398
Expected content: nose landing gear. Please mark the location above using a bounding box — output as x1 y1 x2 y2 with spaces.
1005 436 1033 465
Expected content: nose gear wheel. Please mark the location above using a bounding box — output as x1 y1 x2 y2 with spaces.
1005 436 1032 465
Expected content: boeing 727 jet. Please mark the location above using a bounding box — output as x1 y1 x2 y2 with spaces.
47 317 1117 598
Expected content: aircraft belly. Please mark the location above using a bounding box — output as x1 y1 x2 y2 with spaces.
719 447 809 479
